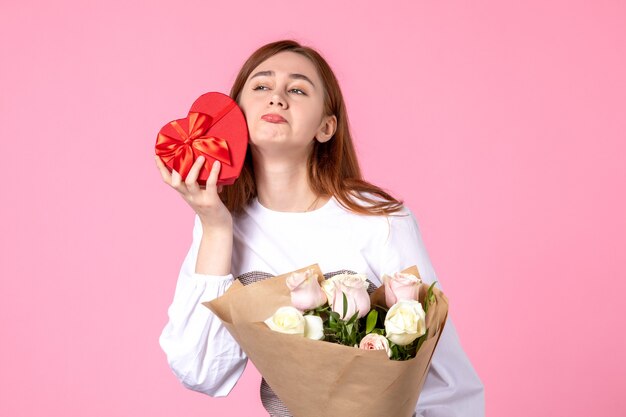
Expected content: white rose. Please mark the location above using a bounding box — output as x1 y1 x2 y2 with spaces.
303 315 325 340
384 300 426 346
264 306 305 335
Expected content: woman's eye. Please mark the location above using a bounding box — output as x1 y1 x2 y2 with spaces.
252 85 306 95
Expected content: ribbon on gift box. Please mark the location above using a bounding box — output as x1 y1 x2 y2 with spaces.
156 111 233 179
156 98 238 178
155 92 248 186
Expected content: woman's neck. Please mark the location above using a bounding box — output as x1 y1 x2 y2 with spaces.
252 154 324 213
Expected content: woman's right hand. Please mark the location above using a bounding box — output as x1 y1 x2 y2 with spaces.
155 155 233 232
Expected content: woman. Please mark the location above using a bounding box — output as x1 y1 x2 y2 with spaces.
156 39 484 417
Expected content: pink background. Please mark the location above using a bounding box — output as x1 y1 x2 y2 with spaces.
1 1 624 416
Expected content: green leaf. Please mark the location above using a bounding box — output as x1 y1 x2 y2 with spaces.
329 312 339 328
347 311 359 325
390 344 399 360
366 310 378 334
424 281 437 314
313 305 329 314
342 291 348 319
372 303 389 312
428 281 437 302
416 329 429 352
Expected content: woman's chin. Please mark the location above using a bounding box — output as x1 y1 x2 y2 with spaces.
250 131 288 146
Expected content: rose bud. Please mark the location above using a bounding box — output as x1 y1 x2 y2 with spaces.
359 333 391 358
321 273 371 319
286 269 328 311
383 272 422 308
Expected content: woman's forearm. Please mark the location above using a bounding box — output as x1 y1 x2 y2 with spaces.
195 223 233 275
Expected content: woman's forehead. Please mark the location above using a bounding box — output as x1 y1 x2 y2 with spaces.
249 51 319 83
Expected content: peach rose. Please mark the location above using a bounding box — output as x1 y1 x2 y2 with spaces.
286 269 328 311
383 272 422 308
321 273 371 319
359 333 391 357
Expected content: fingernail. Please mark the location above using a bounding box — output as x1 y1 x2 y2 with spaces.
198 156 205 163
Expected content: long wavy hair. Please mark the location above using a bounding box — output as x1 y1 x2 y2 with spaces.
220 39 404 216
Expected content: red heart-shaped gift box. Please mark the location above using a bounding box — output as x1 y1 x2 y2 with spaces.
155 92 248 186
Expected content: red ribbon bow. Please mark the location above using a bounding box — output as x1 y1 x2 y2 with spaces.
156 112 232 179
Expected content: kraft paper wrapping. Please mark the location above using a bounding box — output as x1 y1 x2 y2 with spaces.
204 264 449 417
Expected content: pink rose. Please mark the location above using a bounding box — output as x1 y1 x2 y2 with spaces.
359 333 391 357
383 272 422 308
286 269 328 311
321 273 371 319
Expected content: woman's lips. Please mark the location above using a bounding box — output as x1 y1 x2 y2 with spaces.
261 114 287 123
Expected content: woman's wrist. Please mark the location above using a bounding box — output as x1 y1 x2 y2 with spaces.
199 218 233 235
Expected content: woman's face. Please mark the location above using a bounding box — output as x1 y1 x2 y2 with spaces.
238 51 334 155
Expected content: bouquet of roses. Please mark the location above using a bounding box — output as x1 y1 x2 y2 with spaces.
265 268 437 361
204 264 448 417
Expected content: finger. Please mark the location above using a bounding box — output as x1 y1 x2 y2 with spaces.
185 155 205 193
206 160 222 189
217 185 223 194
171 168 185 190
154 155 172 184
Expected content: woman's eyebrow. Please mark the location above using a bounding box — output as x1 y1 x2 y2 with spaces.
250 70 316 89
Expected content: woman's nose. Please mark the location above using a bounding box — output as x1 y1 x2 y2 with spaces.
269 93 287 108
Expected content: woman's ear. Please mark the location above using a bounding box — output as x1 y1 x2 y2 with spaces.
316 115 337 143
